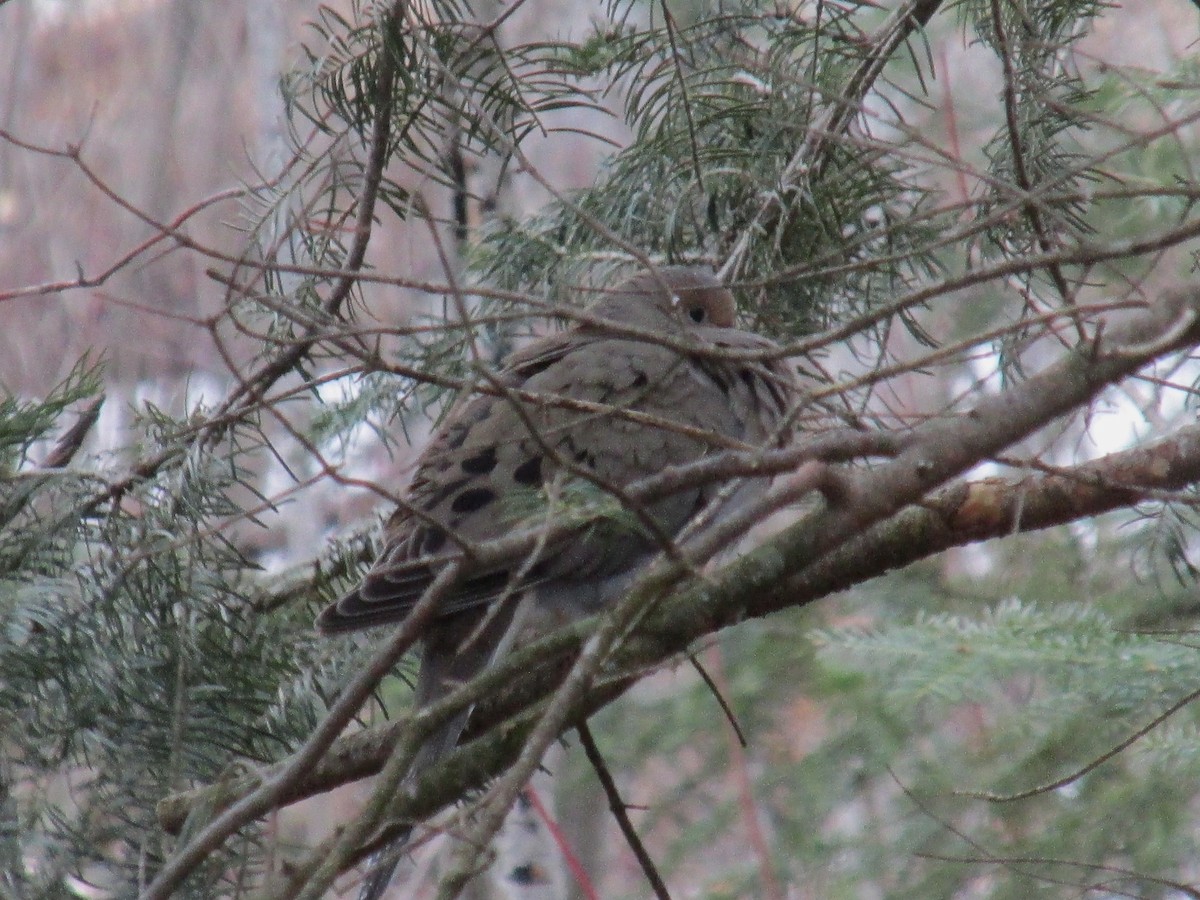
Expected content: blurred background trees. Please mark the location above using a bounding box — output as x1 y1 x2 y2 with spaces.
5 0 1200 897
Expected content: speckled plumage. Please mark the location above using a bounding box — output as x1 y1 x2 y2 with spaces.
320 266 791 634
317 265 795 898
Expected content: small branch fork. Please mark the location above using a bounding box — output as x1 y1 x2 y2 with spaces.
152 287 1200 897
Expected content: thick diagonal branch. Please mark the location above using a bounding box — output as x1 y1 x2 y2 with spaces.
156 289 1200 883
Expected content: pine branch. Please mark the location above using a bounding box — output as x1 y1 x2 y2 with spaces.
723 0 944 278
157 398 1200 836
155 286 1200 881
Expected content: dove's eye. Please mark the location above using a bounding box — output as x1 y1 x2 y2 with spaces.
689 306 706 323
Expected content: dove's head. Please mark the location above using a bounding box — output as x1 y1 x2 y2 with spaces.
589 265 736 332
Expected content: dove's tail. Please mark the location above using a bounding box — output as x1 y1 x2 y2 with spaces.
354 595 530 899
356 843 405 900
355 706 469 899
355 696 472 899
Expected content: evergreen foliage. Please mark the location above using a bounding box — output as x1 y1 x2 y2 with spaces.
4 0 1200 897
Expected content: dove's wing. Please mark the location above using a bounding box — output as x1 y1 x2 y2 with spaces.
318 266 799 900
318 325 791 633
315 329 582 633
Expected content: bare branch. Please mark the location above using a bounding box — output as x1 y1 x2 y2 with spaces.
577 721 671 900
156 284 1200 855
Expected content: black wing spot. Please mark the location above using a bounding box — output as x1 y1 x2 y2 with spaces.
696 360 732 393
562 436 598 470
451 486 496 513
443 404 495 450
631 371 649 388
418 526 447 554
513 455 543 486
740 364 789 416
421 475 471 511
461 445 498 475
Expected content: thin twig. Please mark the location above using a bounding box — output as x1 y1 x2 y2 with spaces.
577 721 671 900
959 683 1200 804
893 764 1200 898
688 654 747 749
723 0 945 277
659 0 703 188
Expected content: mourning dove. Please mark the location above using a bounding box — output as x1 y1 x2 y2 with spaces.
317 265 795 897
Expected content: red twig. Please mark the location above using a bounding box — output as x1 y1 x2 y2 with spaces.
524 784 600 900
